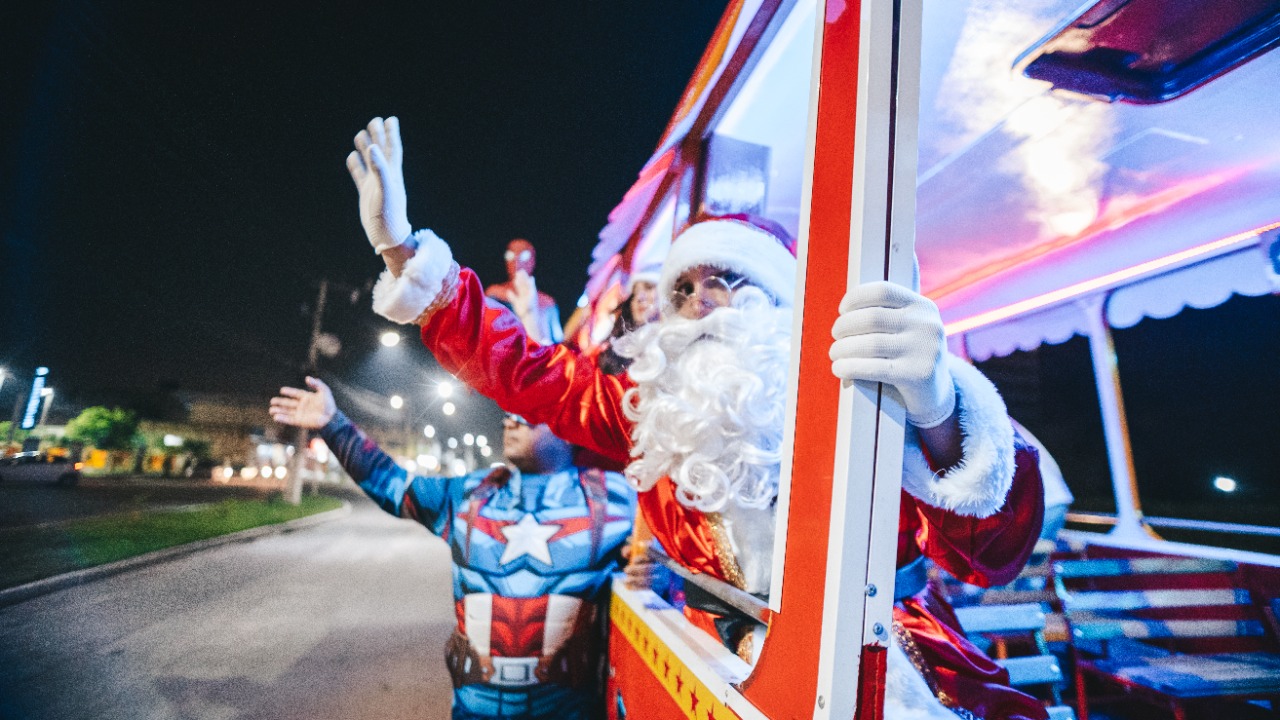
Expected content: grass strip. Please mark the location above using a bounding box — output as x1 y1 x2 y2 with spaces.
0 496 342 590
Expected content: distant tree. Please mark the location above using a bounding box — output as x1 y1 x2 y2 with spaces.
0 422 30 445
182 438 213 461
64 407 142 451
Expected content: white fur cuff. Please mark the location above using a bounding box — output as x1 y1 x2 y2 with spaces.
900 356 1016 518
371 229 455 324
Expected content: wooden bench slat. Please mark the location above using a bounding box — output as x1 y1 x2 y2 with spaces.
1095 652 1280 698
981 589 1056 606
955 603 1048 634
1063 588 1251 612
997 655 1065 686
1053 558 1235 579
1046 705 1077 720
1071 618 1265 641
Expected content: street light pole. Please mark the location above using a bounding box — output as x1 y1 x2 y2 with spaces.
6 371 22 449
287 279 329 504
38 389 54 428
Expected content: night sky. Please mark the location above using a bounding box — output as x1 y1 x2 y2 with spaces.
2 1 725 415
4 3 1278 536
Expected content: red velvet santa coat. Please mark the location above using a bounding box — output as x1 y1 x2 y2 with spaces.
415 267 1046 720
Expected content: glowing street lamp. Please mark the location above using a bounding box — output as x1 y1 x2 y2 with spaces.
463 433 474 446
476 435 488 447
1213 476 1238 493
437 381 454 399
389 394 404 409
423 424 436 438
447 437 458 449
442 401 456 416
380 331 401 347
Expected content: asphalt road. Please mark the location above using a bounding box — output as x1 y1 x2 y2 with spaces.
0 492 457 720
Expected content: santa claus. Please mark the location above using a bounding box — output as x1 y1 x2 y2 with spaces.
347 116 1047 720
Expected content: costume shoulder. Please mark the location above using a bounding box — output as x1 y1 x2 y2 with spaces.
901 356 1017 517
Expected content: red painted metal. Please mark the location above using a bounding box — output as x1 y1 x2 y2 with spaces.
606 624 689 720
658 0 749 149
854 646 887 720
738 1 867 717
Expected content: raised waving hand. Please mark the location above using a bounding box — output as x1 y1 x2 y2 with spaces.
346 116 411 255
270 377 337 430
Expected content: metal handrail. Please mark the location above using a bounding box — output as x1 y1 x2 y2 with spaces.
1065 511 1280 538
645 547 772 624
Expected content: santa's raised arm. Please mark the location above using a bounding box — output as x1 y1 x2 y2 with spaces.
346 116 1049 720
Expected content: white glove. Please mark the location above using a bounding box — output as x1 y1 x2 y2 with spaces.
346 117 412 254
829 281 956 428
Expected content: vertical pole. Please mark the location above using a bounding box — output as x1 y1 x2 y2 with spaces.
7 385 24 448
1079 295 1155 540
287 280 328 505
817 0 921 717
741 0 922 717
38 390 54 428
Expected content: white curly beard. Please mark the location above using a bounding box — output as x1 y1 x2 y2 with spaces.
616 287 792 513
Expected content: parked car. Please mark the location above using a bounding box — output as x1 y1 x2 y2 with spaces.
0 452 82 486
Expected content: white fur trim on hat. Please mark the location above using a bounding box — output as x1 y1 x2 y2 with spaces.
371 229 455 324
626 267 661 294
900 356 1016 517
658 220 797 309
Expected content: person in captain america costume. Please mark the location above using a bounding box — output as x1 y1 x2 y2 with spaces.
345 116 1048 720
269 377 634 720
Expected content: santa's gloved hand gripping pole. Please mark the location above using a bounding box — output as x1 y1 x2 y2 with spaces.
346 116 459 324
828 281 965 471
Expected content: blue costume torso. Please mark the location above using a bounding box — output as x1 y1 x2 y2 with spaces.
320 412 634 720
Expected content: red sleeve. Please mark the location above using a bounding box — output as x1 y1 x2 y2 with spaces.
909 439 1044 588
421 268 634 464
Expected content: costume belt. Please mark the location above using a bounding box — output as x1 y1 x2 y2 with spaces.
446 593 597 689
893 555 929 601
488 657 541 688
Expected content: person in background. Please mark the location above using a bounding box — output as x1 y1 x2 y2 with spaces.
485 238 564 345
594 266 660 376
270 376 634 720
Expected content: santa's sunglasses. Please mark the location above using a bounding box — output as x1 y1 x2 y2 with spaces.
503 413 532 428
667 272 748 312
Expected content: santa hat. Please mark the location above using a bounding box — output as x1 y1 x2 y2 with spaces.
626 264 662 294
658 218 797 309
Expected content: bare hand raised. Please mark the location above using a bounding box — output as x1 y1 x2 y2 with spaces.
510 270 537 320
270 377 337 429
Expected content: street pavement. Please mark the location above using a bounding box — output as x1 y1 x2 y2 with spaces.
0 489 457 720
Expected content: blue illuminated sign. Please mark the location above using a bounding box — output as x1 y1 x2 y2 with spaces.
20 367 49 430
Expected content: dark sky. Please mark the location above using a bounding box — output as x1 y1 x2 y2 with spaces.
1 1 725 415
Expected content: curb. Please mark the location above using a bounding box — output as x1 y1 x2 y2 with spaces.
0 501 352 610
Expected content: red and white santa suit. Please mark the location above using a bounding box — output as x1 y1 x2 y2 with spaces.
348 117 1043 720
368 228 1045 720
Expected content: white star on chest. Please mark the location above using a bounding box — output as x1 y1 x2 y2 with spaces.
498 513 560 565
